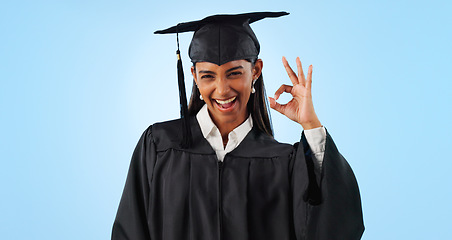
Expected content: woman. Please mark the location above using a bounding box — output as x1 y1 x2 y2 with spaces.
112 12 364 240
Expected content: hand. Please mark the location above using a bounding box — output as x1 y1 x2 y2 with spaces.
269 56 322 130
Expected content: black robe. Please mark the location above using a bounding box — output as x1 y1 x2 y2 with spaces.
112 117 364 240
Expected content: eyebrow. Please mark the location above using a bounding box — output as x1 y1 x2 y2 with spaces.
226 66 244 72
199 70 216 74
198 66 244 75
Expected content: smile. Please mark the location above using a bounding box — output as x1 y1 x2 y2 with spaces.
214 96 237 110
215 96 236 104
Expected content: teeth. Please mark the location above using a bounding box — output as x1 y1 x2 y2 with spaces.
215 96 236 104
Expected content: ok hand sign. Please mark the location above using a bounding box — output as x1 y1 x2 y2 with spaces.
269 57 322 130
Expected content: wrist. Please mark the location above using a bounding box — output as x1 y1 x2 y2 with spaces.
301 120 322 130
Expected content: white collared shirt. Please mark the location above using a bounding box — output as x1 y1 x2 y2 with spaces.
196 104 326 171
196 104 253 161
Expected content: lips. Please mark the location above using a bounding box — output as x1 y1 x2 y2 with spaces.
214 96 236 109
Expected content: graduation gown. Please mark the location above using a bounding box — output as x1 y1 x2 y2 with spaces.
112 117 364 240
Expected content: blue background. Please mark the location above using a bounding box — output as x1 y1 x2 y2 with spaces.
1 0 451 239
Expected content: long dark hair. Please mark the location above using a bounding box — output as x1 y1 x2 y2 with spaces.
188 59 274 137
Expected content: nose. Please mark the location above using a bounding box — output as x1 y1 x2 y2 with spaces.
215 77 230 96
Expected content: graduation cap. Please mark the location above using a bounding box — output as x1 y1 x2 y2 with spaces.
154 11 289 148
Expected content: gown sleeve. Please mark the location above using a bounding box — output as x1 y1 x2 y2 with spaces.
291 128 364 240
112 126 156 240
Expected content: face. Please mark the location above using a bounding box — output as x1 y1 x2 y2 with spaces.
192 59 262 128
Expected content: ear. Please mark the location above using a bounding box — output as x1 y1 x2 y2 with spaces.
191 65 198 85
253 59 263 80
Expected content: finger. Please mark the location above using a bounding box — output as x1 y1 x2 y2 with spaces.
296 57 306 86
268 97 286 115
282 56 299 85
274 84 293 100
306 65 313 91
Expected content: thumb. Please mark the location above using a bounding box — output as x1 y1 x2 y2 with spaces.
268 97 285 115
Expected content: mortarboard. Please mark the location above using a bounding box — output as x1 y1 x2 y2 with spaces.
154 11 289 148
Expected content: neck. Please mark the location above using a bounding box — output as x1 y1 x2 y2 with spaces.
209 112 248 144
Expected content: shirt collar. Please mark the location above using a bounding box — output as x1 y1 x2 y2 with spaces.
196 104 253 140
196 104 217 138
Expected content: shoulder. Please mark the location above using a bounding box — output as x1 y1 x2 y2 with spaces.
231 128 295 158
144 117 215 154
143 118 184 149
151 118 183 139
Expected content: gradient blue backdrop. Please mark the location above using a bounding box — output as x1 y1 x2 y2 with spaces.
1 0 451 239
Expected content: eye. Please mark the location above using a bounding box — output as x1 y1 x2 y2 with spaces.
228 71 242 77
200 74 214 79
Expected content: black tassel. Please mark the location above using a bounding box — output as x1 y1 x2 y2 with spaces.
176 29 191 148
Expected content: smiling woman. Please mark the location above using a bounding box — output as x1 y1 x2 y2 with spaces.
191 59 263 143
189 58 273 139
112 12 364 240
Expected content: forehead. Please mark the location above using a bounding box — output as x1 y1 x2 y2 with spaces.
195 59 251 71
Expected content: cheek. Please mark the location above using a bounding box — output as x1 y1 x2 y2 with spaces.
237 79 253 94
198 83 214 98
